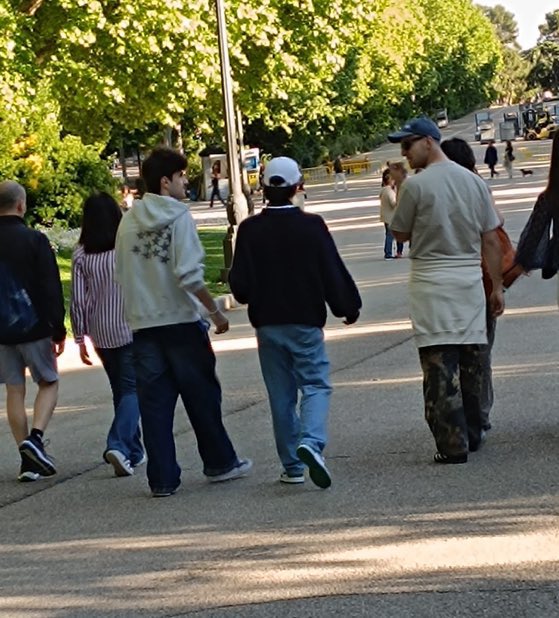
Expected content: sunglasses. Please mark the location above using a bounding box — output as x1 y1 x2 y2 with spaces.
401 135 425 152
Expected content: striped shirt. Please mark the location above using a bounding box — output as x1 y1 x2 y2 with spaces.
70 245 132 349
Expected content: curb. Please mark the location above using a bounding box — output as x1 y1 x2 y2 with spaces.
215 293 243 312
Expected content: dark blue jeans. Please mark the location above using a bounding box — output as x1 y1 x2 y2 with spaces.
96 344 144 465
132 321 238 492
384 224 403 258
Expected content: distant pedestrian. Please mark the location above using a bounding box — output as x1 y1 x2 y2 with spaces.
504 140 515 179
209 161 226 208
333 156 348 191
259 161 266 204
379 169 398 259
71 192 144 478
120 185 134 211
484 140 499 178
229 157 361 488
388 161 408 257
115 147 251 497
0 181 66 482
292 179 307 209
389 118 504 464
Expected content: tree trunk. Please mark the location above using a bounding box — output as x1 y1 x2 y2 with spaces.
174 123 184 153
163 127 173 147
119 140 127 180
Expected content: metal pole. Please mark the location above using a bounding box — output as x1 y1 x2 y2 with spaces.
215 0 248 280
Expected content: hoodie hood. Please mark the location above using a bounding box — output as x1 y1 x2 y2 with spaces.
130 193 188 231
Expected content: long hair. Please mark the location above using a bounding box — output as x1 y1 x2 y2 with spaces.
78 192 122 254
545 131 559 208
381 168 391 187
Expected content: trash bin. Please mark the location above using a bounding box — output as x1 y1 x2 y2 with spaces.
499 121 516 142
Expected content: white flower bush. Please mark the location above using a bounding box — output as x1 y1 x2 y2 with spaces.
37 225 80 254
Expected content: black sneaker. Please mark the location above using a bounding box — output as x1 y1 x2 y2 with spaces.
17 457 44 483
19 436 57 477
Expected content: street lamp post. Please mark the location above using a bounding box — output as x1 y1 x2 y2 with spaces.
215 0 248 281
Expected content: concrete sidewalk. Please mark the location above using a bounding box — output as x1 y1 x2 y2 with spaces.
1 114 559 617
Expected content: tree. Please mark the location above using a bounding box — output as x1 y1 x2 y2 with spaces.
478 4 529 103
528 11 559 94
478 4 520 48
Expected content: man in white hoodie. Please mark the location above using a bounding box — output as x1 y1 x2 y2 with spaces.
115 147 252 497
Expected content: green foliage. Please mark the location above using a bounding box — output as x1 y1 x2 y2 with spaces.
479 4 530 104
26 135 118 229
479 4 520 48
527 11 559 94
1 0 506 178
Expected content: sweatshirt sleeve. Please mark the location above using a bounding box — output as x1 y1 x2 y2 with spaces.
37 233 66 343
172 210 206 293
516 194 552 271
228 221 250 304
70 248 88 344
317 219 362 319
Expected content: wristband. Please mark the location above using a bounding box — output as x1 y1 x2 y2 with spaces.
208 308 220 316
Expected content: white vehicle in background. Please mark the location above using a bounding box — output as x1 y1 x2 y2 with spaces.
435 109 449 128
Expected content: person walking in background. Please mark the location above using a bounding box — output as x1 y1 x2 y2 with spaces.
504 140 515 179
120 185 134 212
209 161 226 208
116 147 251 497
388 161 408 257
484 140 499 178
379 169 398 260
389 118 504 465
71 192 144 478
441 137 508 435
229 157 361 488
259 161 266 204
0 181 66 482
333 156 348 191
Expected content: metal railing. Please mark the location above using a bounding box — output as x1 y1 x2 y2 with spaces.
246 158 376 189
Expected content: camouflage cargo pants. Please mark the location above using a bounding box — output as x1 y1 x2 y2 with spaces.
419 344 484 457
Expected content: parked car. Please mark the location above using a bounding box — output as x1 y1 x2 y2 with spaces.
435 109 448 128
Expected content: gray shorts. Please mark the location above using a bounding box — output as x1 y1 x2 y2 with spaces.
0 338 58 385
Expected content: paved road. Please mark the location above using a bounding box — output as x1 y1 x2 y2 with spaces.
1 108 559 617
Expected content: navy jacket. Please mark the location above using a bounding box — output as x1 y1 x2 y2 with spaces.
0 216 66 344
229 207 361 328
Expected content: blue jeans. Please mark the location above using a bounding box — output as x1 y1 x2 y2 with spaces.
96 344 144 465
384 224 403 258
132 321 238 492
256 325 332 476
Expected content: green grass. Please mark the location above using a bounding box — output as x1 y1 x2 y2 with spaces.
57 248 73 335
57 226 229 336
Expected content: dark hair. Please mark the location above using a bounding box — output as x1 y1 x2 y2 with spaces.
79 192 122 254
263 185 298 206
441 138 476 172
141 147 187 195
381 168 391 186
545 131 559 206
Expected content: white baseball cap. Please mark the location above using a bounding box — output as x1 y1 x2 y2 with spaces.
262 157 302 187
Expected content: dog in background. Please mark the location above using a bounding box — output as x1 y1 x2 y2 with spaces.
520 169 533 177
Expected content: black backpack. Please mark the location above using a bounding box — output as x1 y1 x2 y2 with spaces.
0 262 38 339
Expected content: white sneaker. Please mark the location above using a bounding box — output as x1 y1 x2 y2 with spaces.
207 458 253 483
280 471 305 484
105 450 134 477
296 444 332 489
